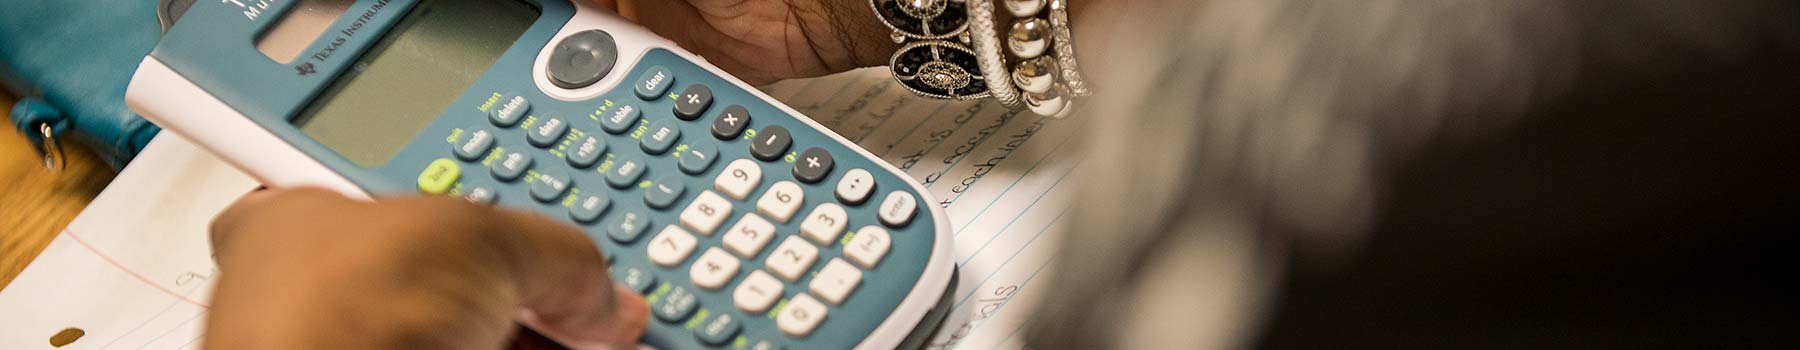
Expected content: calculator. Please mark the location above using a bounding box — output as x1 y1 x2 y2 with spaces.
124 0 957 349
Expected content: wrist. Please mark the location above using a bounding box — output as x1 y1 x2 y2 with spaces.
801 1 903 71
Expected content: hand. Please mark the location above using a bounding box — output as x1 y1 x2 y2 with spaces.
593 0 898 84
203 188 648 350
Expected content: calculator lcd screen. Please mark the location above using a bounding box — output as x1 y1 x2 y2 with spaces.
293 0 538 167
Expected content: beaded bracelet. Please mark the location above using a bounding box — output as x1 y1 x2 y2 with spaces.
872 0 1090 117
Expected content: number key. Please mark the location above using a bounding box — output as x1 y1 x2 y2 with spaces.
714 159 762 200
799 203 848 245
734 270 783 313
722 214 776 258
679 190 733 235
647 226 698 267
756 181 804 223
776 294 828 337
765 236 818 282
689 247 740 290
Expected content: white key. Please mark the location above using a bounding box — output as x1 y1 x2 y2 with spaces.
844 226 892 269
765 235 819 281
835 168 876 205
799 203 849 245
733 270 783 313
722 214 777 258
776 293 828 337
689 248 741 290
680 191 733 235
808 258 864 305
715 159 762 200
878 191 918 227
647 226 698 268
756 181 806 223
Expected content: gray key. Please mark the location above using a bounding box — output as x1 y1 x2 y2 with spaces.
793 147 834 184
529 170 570 203
490 150 532 182
463 186 498 204
546 30 617 89
673 84 713 121
614 265 657 293
489 95 530 127
653 286 699 322
605 156 647 188
568 192 610 223
678 142 718 174
711 105 751 140
750 125 792 161
644 175 686 209
567 134 607 169
640 118 681 154
452 127 495 161
600 103 641 134
607 209 651 243
634 66 674 100
527 117 569 148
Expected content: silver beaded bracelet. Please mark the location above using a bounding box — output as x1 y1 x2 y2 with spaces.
871 0 1090 117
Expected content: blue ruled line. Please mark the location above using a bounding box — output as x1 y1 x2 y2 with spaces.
952 209 1070 310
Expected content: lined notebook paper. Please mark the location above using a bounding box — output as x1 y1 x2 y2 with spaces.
0 69 1079 349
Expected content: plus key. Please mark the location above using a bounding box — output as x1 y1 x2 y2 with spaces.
793 147 834 184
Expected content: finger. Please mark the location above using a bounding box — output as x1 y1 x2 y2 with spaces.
509 326 572 350
484 206 650 349
208 186 352 262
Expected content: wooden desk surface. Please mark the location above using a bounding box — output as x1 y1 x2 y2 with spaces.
0 94 116 290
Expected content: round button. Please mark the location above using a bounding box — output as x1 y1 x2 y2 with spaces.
547 30 618 89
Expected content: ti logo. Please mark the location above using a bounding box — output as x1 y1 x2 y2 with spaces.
295 62 317 76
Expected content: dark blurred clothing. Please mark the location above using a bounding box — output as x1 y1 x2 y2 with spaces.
1028 0 1799 348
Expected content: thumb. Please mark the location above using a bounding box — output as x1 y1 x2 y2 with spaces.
490 207 650 349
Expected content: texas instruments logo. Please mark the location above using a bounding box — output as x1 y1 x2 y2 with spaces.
295 62 317 76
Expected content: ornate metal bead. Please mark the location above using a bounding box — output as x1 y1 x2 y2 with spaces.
1008 18 1051 58
1024 86 1067 116
1012 56 1056 94
871 0 970 40
890 41 991 100
1003 0 1045 17
898 0 947 18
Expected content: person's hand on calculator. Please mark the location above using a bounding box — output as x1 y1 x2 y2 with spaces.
203 187 648 350
593 0 899 84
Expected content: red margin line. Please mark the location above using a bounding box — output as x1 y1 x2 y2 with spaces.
62 230 211 308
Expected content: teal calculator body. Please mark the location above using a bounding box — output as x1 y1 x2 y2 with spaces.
125 0 958 348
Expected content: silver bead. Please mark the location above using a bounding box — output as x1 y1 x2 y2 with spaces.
1004 0 1045 17
1011 56 1056 94
1008 18 1051 58
897 0 948 19
1051 100 1077 118
1024 87 1067 116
